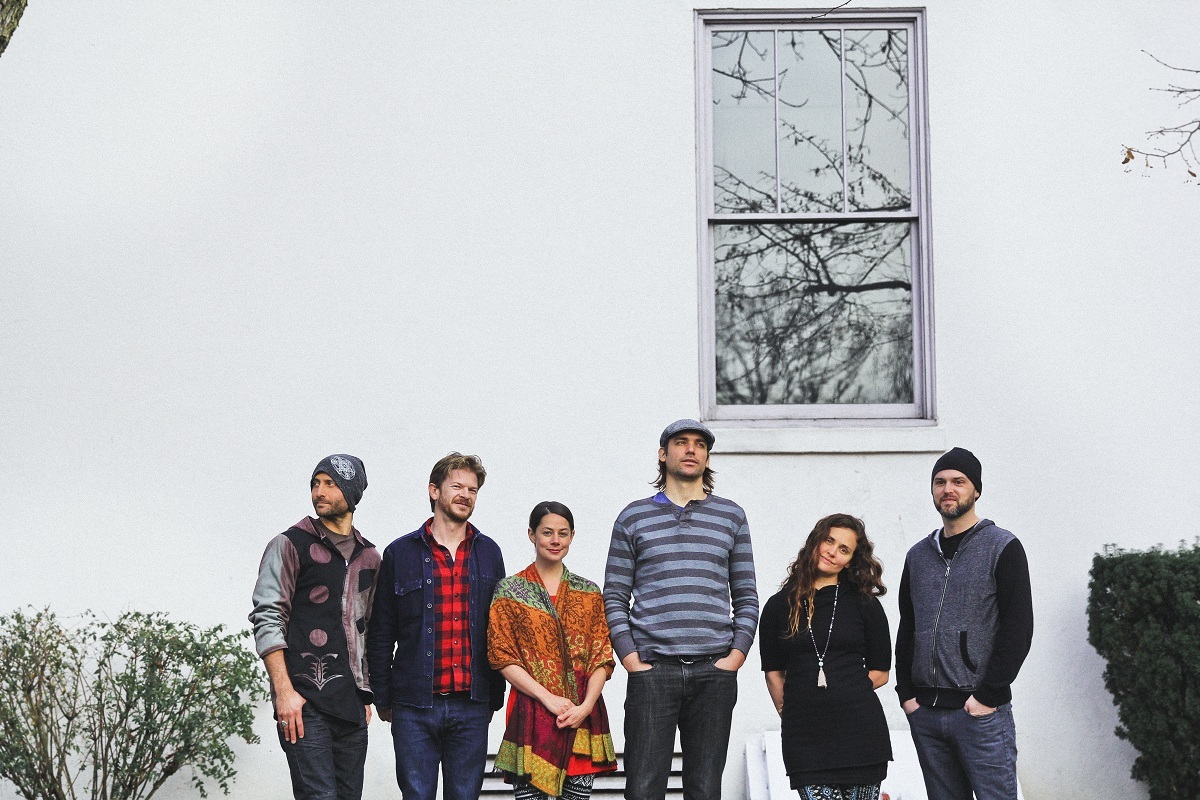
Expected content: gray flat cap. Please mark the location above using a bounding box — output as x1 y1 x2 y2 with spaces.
659 419 715 449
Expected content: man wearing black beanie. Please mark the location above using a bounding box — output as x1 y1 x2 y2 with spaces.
894 448 1034 800
249 454 381 800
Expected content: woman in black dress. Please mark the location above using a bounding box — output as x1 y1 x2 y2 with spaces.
760 513 891 800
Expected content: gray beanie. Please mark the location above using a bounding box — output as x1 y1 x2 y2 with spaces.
312 454 368 511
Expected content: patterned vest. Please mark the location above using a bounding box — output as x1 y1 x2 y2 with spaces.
282 526 364 724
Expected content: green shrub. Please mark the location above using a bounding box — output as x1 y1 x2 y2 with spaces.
0 608 267 800
1087 542 1200 800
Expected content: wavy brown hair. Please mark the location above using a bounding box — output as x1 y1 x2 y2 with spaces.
427 452 487 512
781 513 886 637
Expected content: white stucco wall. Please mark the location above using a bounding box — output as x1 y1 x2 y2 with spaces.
2 2 1198 798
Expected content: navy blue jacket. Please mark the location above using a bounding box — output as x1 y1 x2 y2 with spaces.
367 522 506 710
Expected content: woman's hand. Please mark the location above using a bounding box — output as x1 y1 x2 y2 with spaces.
764 670 785 717
541 693 574 717
556 699 595 729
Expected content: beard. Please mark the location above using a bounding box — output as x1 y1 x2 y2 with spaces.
314 497 350 521
438 497 474 523
937 494 976 520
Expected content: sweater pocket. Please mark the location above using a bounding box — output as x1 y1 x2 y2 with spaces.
959 631 978 674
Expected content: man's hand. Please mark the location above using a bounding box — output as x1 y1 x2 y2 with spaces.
964 695 996 717
365 705 372 724
264 651 306 743
274 687 306 744
556 700 595 729
713 649 746 672
377 706 392 723
621 652 654 673
901 698 920 715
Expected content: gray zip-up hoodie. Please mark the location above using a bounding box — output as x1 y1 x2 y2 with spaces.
907 520 1014 696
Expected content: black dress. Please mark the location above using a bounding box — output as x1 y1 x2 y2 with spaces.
759 582 892 788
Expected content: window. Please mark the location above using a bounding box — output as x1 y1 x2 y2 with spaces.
697 9 934 423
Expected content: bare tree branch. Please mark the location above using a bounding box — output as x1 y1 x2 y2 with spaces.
1123 51 1200 178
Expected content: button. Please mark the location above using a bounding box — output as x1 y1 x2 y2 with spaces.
424 557 430 563
427 628 432 633
427 604 433 609
426 579 432 584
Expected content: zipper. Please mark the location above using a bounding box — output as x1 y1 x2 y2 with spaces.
340 549 355 684
928 546 955 707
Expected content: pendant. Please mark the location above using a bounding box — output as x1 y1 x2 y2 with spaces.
817 664 827 689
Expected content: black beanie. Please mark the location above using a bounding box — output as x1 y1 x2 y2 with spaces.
312 454 368 511
931 447 982 496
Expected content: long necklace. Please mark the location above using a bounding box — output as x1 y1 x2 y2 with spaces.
805 582 839 688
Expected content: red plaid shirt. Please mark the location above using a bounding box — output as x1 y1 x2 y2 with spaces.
424 521 474 694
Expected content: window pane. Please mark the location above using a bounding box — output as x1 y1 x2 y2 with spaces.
844 29 910 210
777 30 844 213
712 31 777 212
714 222 914 405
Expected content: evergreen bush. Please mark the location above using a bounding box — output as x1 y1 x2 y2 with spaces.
0 608 267 800
1087 542 1200 800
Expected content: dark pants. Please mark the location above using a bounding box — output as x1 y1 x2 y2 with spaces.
907 703 1019 800
390 694 492 800
278 705 368 800
623 659 738 800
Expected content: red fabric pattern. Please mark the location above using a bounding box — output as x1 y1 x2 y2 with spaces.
424 522 474 694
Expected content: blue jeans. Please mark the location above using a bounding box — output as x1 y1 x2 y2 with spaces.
623 659 738 800
906 703 1019 800
277 705 368 800
390 694 492 800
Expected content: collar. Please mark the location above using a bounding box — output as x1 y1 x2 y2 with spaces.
422 518 477 550
652 491 710 508
297 515 367 546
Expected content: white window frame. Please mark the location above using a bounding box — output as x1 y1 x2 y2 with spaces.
696 8 935 424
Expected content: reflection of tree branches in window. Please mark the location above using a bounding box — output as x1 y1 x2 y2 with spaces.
714 166 777 213
1123 52 1200 180
710 26 916 406
712 32 775 103
840 30 910 210
715 223 913 405
715 29 910 212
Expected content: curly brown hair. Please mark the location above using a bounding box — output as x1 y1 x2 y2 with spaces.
780 513 886 637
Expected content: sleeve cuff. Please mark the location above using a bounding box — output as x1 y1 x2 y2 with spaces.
731 631 755 656
257 642 287 659
973 685 1010 708
611 633 637 662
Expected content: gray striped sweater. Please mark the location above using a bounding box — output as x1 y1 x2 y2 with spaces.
603 493 759 661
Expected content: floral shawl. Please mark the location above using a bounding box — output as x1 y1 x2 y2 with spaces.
488 563 617 795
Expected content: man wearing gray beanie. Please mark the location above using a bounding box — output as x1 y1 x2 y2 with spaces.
249 454 381 800
895 448 1034 800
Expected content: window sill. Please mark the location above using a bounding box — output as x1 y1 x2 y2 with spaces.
709 423 946 455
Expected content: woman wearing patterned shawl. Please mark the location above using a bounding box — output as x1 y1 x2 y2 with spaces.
488 501 618 800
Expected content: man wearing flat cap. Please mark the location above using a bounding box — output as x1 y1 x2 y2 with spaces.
603 419 759 800
250 454 380 800
895 447 1034 800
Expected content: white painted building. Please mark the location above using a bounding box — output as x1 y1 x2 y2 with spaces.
2 2 1197 798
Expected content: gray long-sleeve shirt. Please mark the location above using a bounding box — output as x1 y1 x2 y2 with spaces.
603 493 759 661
